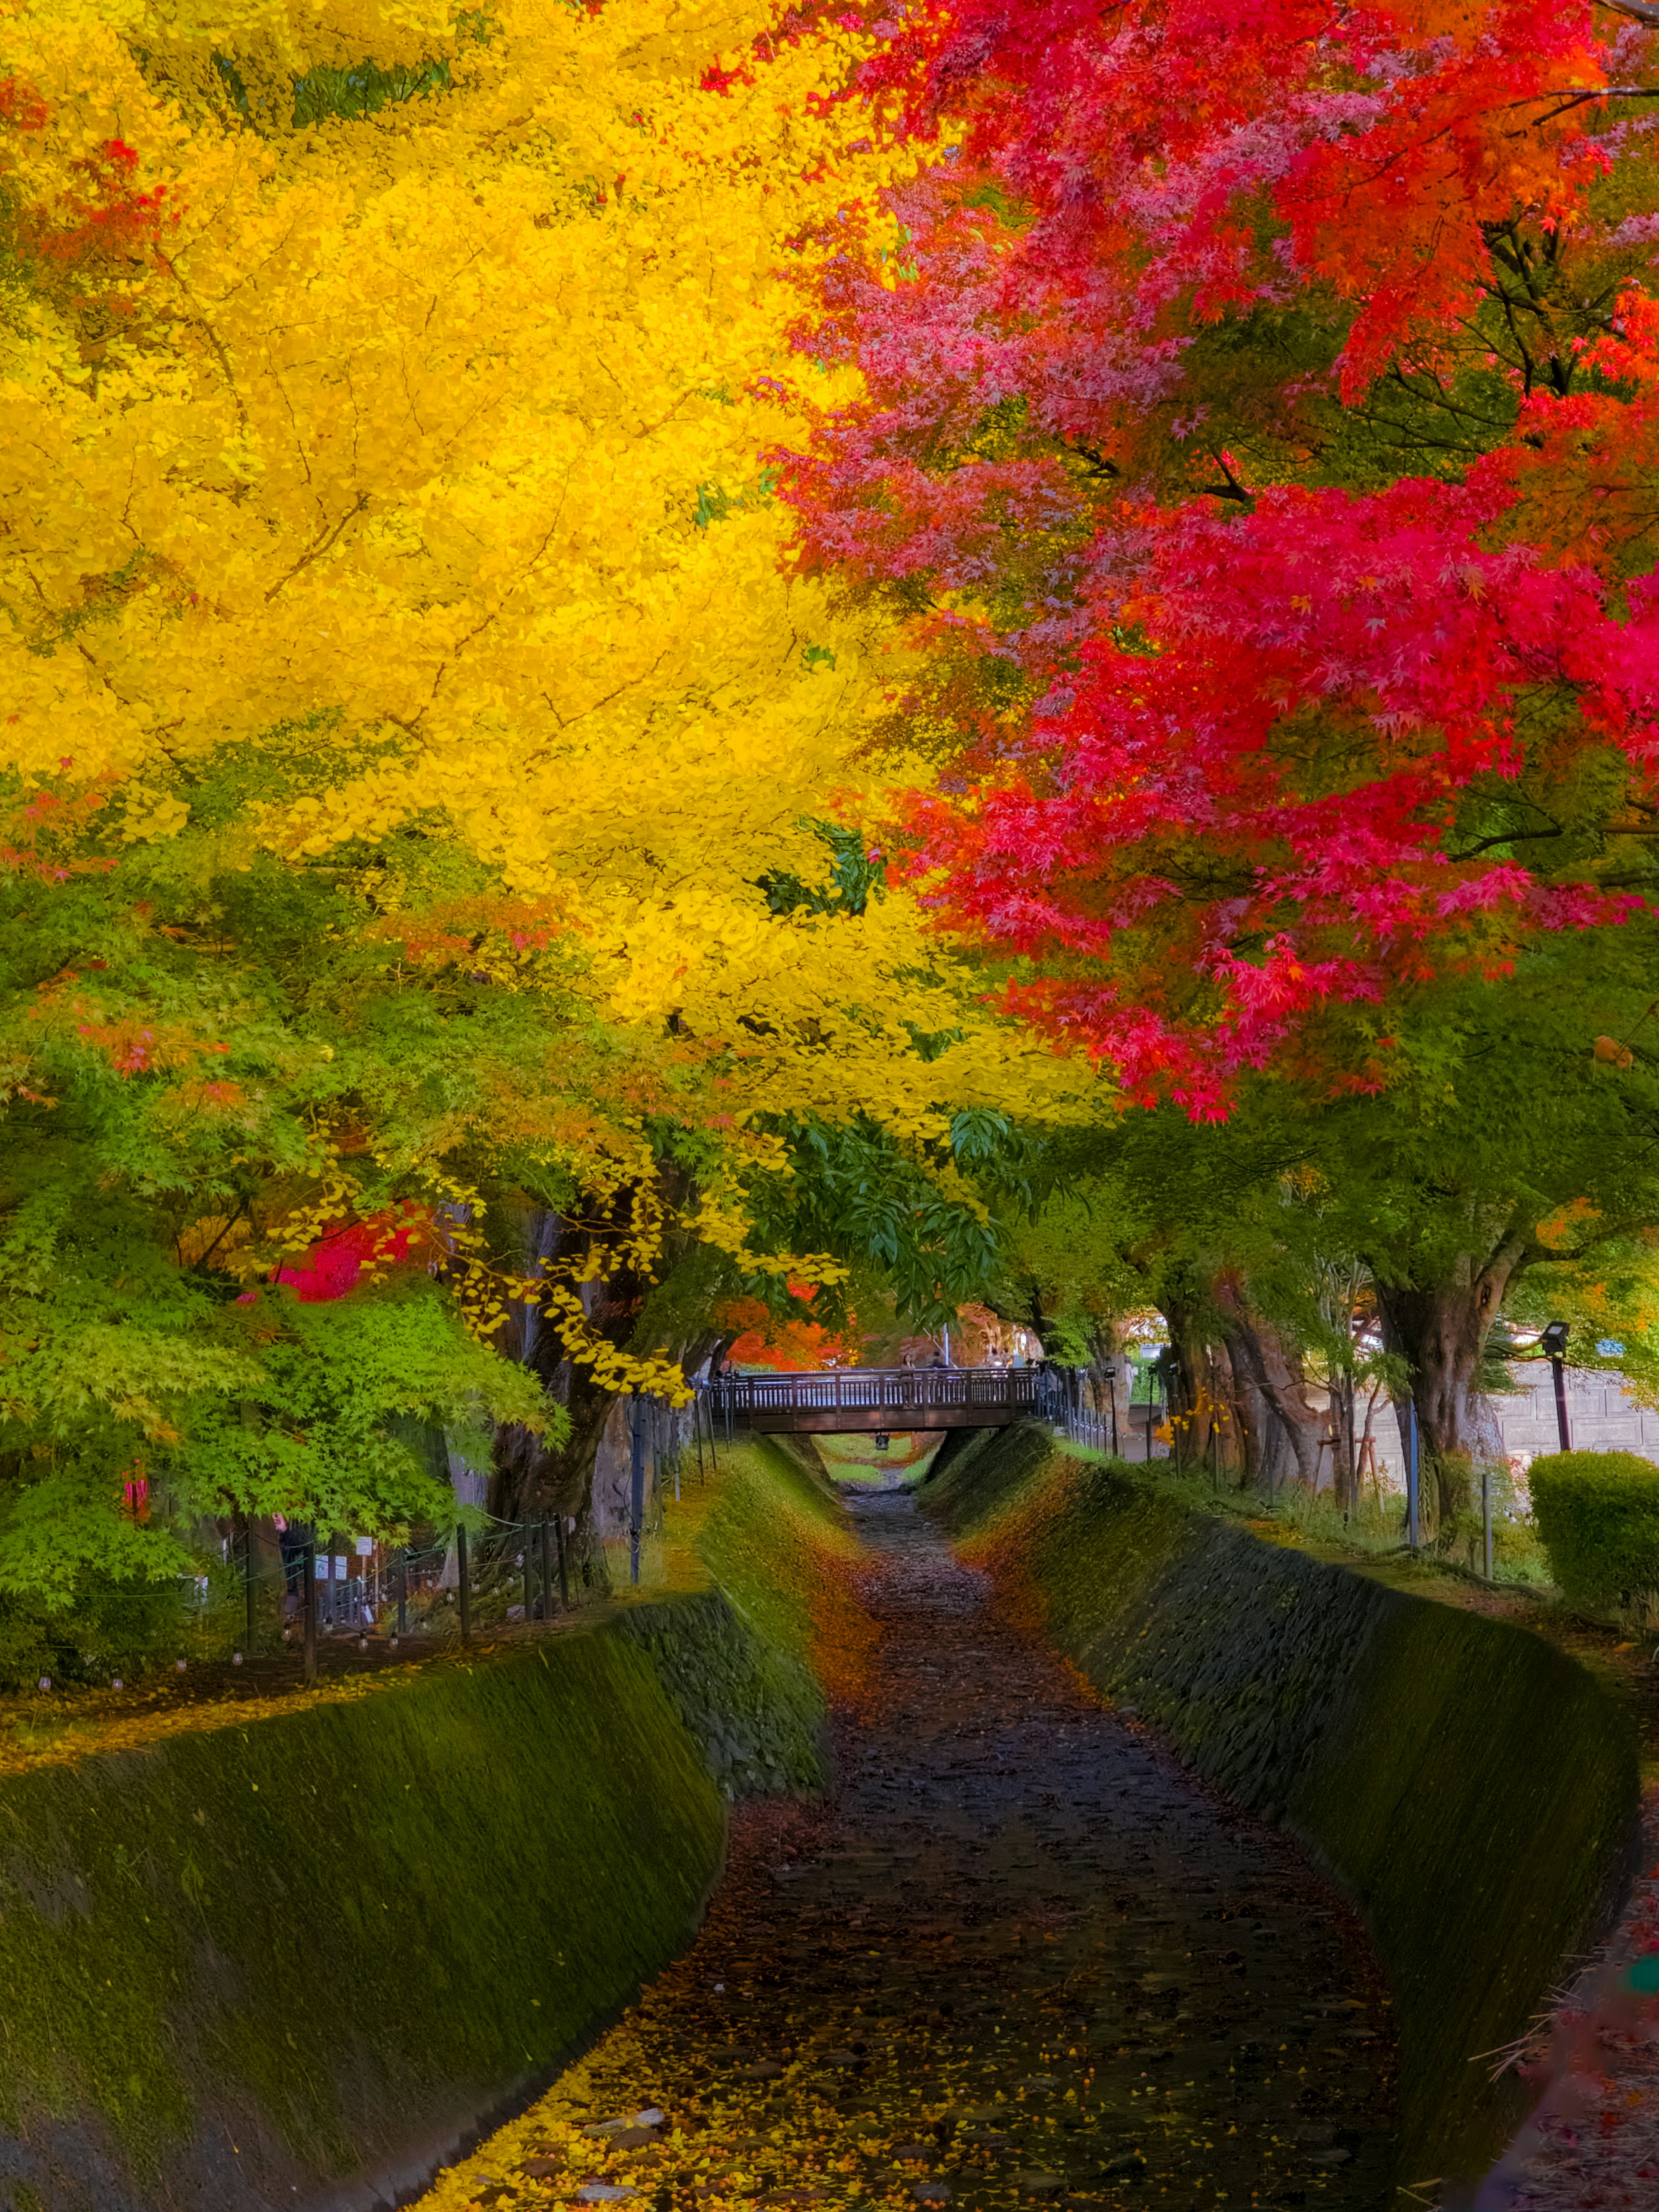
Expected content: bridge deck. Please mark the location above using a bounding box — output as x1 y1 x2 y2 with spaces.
711 1366 1047 1434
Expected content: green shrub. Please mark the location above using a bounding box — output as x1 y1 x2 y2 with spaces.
1529 1449 1659 1611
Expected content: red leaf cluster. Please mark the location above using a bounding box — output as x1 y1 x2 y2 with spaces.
276 1205 443 1303
782 0 1659 1109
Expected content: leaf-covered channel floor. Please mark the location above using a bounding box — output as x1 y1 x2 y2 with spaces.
417 1484 1397 2212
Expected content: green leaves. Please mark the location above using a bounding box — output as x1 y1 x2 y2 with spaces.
1529 1449 1659 1613
180 1284 555 1541
0 763 583 1627
761 820 886 921
745 1114 1003 1329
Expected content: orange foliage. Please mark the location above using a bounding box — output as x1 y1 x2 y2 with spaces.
721 1281 863 1370
809 1551 882 1718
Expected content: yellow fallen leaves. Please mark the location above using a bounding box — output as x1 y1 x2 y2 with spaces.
0 1666 388 1780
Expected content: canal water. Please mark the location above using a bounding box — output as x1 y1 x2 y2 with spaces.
417 1476 1397 2212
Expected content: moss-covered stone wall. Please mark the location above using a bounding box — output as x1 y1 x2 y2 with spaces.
923 1427 1640 2198
0 1441 852 2212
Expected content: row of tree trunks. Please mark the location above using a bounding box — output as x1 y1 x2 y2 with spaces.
1208 1277 1328 1490
483 1179 1525 1549
1154 1236 1529 1541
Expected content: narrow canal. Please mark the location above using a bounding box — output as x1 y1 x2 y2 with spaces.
421 1475 1397 2212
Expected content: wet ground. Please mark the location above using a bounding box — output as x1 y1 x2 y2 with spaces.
420 1481 1398 2212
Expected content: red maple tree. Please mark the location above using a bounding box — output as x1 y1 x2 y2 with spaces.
780 0 1659 1112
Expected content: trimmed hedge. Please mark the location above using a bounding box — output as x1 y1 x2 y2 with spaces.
922 1427 1639 2197
1529 1448 1659 1611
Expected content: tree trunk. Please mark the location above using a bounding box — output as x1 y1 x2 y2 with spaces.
1159 1294 1215 1471
1331 1374 1360 1518
491 1196 660 1536
1207 1339 1248 1482
1373 1234 1526 1537
1080 1319 1128 1456
1211 1274 1326 1490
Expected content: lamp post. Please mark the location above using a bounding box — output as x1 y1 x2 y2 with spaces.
1541 1321 1572 1453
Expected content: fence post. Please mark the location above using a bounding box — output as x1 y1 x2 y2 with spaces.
554 1513 569 1608
539 1517 553 1616
242 1518 256 1655
523 1535 534 1625
457 1523 471 1643
397 1548 407 1638
1482 1459 1493 1581
302 1539 318 1683
629 1395 645 1587
1406 1398 1421 1550
694 1389 708 1485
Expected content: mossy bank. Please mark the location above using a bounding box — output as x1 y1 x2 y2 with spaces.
0 1441 855 2212
924 1427 1640 2203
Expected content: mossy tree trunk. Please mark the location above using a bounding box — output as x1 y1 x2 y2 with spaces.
1212 1274 1326 1490
1159 1287 1218 1472
491 1191 667 1539
1373 1234 1527 1535
1331 1373 1361 1518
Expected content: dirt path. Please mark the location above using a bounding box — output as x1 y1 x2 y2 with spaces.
417 1482 1397 2212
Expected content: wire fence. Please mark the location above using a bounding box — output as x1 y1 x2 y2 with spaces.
213 1515 588 1662
1042 1366 1168 1462
182 1383 732 1680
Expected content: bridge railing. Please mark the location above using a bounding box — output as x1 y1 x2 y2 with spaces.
709 1364 1052 1425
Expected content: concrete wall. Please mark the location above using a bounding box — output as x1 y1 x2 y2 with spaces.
1495 1364 1659 1465
0 1440 851 2212
923 1427 1640 2200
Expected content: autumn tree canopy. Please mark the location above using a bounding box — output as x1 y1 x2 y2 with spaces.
785 0 1659 1112
13 0 1659 1646
0 0 1100 1652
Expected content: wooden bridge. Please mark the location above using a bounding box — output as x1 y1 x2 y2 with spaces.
708 1365 1051 1435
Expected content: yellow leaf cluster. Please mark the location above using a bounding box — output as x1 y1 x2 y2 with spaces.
1 0 1105 1299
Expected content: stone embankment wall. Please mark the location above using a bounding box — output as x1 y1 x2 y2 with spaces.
0 1441 852 2212
923 1426 1640 2196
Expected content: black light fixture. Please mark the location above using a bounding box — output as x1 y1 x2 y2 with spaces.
1540 1321 1570 1358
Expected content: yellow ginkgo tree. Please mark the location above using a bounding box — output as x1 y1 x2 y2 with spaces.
0 0 1100 1633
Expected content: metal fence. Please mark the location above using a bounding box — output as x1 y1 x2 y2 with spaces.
1042 1365 1168 1460
219 1513 588 1671
205 1386 728 1678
